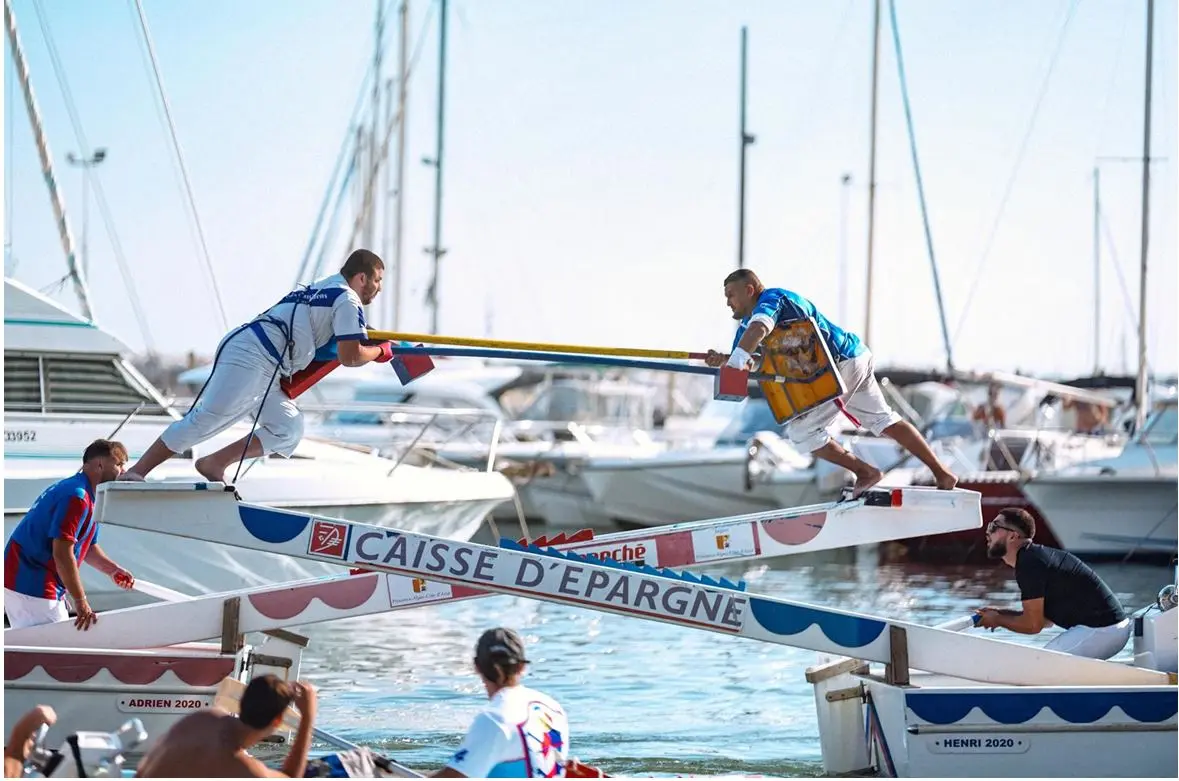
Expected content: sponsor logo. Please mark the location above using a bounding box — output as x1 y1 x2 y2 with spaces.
385 573 454 607
570 540 657 568
308 520 349 559
350 531 745 632
692 524 757 563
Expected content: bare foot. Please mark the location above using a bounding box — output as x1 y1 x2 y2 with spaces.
851 465 884 498
194 457 226 483
934 470 959 490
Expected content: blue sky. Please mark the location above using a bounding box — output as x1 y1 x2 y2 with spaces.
5 0 1176 377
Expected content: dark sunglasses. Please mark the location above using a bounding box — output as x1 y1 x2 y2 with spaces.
986 521 1019 536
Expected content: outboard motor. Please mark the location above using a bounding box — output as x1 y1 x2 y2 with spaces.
22 718 147 778
1133 584 1179 673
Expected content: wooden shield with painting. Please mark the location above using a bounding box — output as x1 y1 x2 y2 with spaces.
755 318 846 424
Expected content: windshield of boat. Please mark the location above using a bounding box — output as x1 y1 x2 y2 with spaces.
1141 404 1178 446
512 381 655 427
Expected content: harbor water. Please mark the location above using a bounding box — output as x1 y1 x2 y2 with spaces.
292 528 1172 778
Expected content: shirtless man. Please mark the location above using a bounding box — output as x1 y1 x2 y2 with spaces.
136 676 317 778
4 705 56 778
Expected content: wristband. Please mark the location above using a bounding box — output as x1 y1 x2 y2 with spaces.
727 347 751 369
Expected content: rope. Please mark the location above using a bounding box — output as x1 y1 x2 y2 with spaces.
887 0 954 372
952 0 1081 346
307 0 436 281
129 0 229 333
1097 201 1154 380
31 1 156 354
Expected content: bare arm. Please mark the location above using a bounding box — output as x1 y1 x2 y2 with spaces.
4 705 56 777
430 767 468 778
976 599 1049 635
336 340 388 368
735 321 770 354
84 544 119 575
52 539 97 629
52 539 88 606
277 683 317 779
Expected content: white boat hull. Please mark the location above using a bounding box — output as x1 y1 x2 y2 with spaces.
3 635 304 762
858 673 1176 777
5 457 509 611
1021 473 1178 556
580 449 825 527
811 605 1179 777
518 472 613 530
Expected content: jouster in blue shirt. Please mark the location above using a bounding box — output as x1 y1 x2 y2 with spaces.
5 472 98 600
3 439 135 631
713 269 959 499
730 287 866 363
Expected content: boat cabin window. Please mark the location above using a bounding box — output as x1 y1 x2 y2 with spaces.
513 382 655 428
1141 404 1178 446
3 352 163 415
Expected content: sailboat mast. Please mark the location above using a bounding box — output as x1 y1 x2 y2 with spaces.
392 0 409 331
736 26 751 269
367 0 384 252
1092 166 1100 374
863 0 881 343
3 0 94 320
425 0 448 333
1134 0 1154 432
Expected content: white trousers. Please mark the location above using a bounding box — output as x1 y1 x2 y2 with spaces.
1044 618 1132 660
785 350 903 452
4 588 68 629
160 330 303 458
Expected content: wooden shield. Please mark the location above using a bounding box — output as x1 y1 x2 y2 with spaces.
755 317 847 424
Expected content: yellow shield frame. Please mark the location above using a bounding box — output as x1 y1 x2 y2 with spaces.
755 317 847 424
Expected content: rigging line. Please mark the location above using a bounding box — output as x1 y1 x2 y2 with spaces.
1090 0 1135 163
310 156 360 281
302 0 433 282
887 0 954 371
296 0 399 286
129 0 229 332
777 0 857 151
296 67 378 286
31 1 156 353
5 39 14 258
950 0 1082 346
330 0 436 268
407 0 437 83
1098 202 1142 337
124 0 194 262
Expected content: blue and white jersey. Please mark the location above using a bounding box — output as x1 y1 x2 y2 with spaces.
732 287 866 362
445 685 569 778
250 273 368 375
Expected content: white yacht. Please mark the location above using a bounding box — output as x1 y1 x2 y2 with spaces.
2 278 515 609
299 367 670 529
1021 397 1178 557
578 396 842 527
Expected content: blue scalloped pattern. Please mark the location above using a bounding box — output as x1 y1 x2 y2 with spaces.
748 598 887 648
498 538 747 591
238 505 311 543
907 690 1179 725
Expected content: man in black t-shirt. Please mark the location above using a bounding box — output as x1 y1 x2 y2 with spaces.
974 507 1130 660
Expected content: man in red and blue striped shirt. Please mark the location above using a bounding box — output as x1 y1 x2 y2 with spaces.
4 439 136 630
